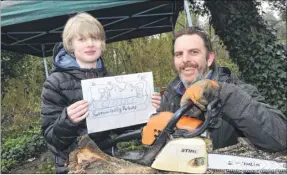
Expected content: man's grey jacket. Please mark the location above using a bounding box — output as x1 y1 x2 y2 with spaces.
158 67 286 152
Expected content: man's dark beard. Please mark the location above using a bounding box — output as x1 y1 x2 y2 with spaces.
180 64 210 88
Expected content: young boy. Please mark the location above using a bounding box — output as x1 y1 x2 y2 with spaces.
41 12 161 173
41 12 113 173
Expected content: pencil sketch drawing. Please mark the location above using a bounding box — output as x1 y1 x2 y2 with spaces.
88 74 151 118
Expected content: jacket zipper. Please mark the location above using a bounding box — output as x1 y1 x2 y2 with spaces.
86 70 98 79
90 72 95 78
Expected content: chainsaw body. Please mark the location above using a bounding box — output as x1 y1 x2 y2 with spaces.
96 98 286 174
97 99 221 174
151 137 208 173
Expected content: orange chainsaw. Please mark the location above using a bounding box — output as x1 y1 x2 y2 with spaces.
97 99 286 174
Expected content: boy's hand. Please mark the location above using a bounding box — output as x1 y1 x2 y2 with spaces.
152 92 161 110
67 100 89 123
180 79 219 111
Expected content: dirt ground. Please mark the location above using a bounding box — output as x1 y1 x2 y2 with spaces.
8 151 53 174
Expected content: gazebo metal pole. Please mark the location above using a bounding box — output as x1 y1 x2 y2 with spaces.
41 44 49 78
184 0 193 27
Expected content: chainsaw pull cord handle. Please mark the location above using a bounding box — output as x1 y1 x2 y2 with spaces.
136 100 195 166
182 98 221 138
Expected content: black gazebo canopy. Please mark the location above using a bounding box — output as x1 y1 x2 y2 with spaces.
1 0 184 57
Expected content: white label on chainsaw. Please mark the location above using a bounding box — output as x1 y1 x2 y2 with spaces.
208 154 286 171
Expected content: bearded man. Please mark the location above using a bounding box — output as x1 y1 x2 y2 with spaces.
157 27 286 152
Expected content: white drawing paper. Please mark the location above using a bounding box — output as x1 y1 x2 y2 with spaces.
81 72 156 133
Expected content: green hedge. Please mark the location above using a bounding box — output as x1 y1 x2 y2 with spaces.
203 1 287 115
1 121 47 173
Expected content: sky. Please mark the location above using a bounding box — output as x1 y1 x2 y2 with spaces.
259 1 280 19
196 0 281 26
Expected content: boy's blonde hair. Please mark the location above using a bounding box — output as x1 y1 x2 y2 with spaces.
62 12 105 54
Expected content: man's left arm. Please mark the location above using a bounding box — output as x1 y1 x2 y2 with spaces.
220 82 287 152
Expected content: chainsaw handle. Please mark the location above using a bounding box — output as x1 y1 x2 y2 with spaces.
164 100 195 134
182 98 221 138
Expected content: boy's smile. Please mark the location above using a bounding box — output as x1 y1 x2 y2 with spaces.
85 50 97 55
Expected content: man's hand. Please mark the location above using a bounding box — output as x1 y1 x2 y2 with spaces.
152 92 161 110
180 79 219 111
67 100 89 123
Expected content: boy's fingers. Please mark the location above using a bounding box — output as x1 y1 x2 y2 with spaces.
74 102 89 111
69 101 88 113
72 107 89 119
152 102 160 109
74 111 89 123
67 101 88 118
69 100 88 110
152 93 161 100
152 99 160 105
152 96 161 100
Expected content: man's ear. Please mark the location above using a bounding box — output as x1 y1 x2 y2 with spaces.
207 52 215 67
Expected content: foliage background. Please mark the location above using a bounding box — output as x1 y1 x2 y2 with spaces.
200 0 286 113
